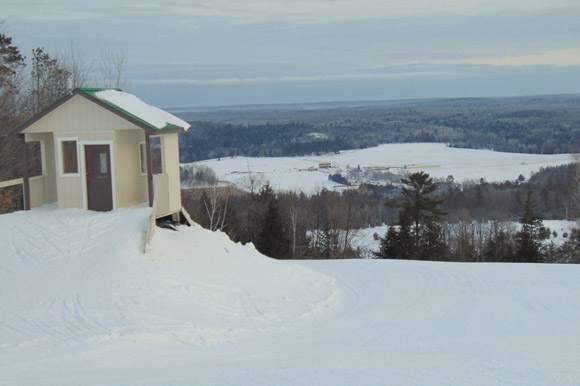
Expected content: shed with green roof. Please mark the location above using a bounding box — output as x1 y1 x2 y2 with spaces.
18 88 190 221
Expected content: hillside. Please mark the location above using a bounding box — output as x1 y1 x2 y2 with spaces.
1 207 579 385
189 143 574 194
176 94 580 162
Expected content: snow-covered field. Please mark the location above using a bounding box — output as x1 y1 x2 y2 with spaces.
191 143 574 193
1 207 580 385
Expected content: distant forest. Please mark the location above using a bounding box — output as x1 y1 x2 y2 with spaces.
176 94 580 162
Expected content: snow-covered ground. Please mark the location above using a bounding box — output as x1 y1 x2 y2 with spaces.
190 143 574 193
2 207 580 385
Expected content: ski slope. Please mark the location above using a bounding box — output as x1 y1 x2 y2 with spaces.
191 143 574 193
1 207 579 385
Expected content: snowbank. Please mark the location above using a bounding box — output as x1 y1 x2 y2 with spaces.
1 207 579 385
0 206 338 378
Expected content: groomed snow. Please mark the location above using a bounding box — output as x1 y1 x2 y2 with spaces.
191 143 574 193
94 89 191 131
1 207 579 385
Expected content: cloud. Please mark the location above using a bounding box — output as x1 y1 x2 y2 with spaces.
134 71 458 87
438 48 580 67
5 0 579 25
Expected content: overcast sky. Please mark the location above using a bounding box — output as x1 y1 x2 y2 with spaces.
2 0 580 107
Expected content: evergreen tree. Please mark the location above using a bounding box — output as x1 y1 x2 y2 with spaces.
0 33 24 128
255 183 290 259
376 172 447 260
375 209 413 259
28 47 70 114
317 221 340 259
483 228 514 262
0 33 26 213
421 221 448 260
399 172 447 252
514 191 550 262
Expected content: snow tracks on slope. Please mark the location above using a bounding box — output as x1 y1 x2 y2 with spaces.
0 206 339 359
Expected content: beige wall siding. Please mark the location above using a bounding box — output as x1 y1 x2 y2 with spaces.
42 133 57 203
57 176 83 209
161 134 182 214
29 176 46 208
115 130 148 207
153 173 171 217
22 94 140 135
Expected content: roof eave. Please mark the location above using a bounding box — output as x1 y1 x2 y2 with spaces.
75 89 188 135
17 91 75 134
17 88 188 136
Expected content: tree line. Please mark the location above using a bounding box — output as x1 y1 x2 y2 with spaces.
181 164 580 263
177 95 580 163
374 172 579 263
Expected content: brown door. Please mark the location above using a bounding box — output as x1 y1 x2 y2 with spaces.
85 145 113 211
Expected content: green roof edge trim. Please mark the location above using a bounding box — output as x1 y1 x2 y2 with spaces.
75 88 184 132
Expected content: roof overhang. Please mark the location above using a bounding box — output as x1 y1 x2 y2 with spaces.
18 88 189 137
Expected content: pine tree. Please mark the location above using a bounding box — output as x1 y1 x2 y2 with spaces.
514 191 550 263
375 209 413 259
0 33 26 213
29 47 70 114
255 183 290 259
399 172 447 253
376 172 447 260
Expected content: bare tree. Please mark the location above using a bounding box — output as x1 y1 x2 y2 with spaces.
239 161 265 195
98 50 128 89
340 189 361 258
201 186 229 232
61 37 92 89
288 204 299 258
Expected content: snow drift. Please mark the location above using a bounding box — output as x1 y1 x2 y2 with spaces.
1 206 579 385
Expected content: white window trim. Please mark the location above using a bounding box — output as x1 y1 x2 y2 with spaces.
79 140 117 211
139 141 147 176
40 139 46 176
56 137 80 177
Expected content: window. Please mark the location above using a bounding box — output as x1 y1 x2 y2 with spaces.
139 142 147 174
61 140 78 174
150 137 163 174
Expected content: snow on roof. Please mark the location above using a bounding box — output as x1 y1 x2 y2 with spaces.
87 89 190 132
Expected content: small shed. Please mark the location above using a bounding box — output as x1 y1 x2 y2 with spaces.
17 88 190 221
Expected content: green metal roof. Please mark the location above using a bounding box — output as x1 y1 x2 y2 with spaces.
76 88 189 132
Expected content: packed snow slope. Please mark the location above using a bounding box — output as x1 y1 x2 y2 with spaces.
191 143 574 193
1 207 580 385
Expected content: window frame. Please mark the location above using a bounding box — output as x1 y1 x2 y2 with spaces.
139 141 147 176
150 136 163 175
57 137 80 177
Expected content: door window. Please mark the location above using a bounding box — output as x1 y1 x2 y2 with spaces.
99 153 108 174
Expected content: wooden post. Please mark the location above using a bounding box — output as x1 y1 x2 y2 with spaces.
19 134 31 210
145 133 154 207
